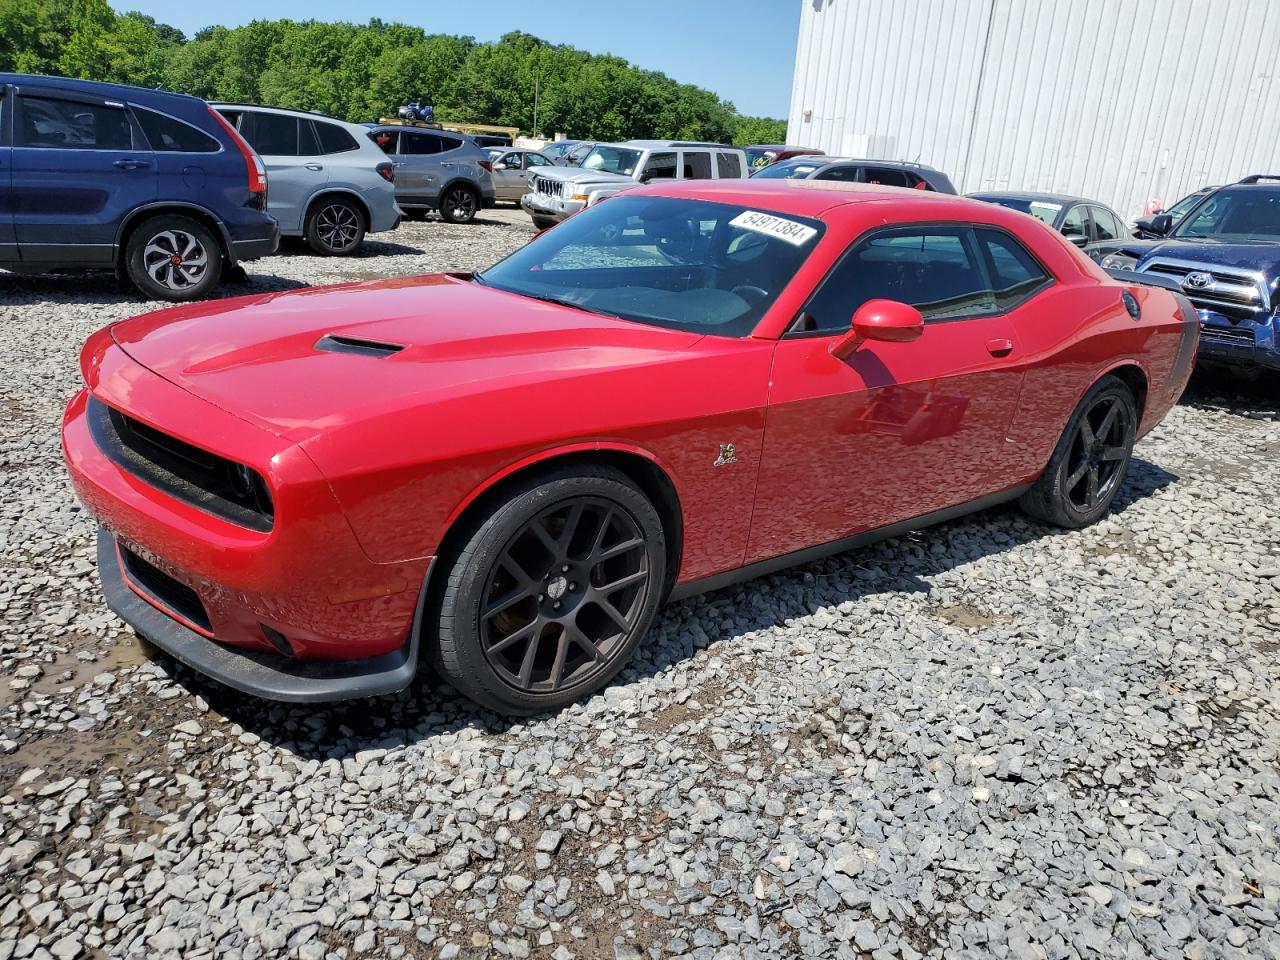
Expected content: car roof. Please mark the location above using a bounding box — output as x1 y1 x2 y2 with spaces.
627 177 996 218
0 72 201 105
623 140 736 149
210 102 355 124
969 190 1089 205
796 156 944 174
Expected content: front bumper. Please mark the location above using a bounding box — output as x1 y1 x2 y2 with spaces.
520 192 583 223
97 530 425 702
1195 308 1280 371
62 338 432 701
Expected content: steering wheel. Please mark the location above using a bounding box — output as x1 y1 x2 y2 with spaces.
730 284 769 305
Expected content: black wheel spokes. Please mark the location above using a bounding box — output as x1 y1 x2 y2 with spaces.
480 498 649 694
1065 395 1129 510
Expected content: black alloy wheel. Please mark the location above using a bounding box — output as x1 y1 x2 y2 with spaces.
431 465 667 715
1063 392 1131 512
481 498 650 693
1020 374 1138 528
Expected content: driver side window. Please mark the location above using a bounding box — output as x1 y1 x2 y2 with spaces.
795 227 996 333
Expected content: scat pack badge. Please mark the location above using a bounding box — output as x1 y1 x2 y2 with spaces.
713 443 737 467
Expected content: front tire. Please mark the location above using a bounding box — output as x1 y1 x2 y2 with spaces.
1020 375 1138 528
124 215 223 302
431 465 666 715
438 184 479 224
305 198 366 255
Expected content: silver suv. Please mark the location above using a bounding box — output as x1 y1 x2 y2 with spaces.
521 140 748 229
212 104 401 256
368 126 496 224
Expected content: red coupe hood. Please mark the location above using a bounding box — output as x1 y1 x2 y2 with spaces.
109 275 703 441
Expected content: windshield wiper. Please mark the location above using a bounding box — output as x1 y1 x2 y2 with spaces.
513 290 596 313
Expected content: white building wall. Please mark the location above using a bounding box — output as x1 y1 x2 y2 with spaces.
787 0 1280 221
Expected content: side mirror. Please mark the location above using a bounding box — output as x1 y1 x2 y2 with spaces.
1066 232 1090 248
830 299 924 360
492 161 508 170
1149 213 1173 235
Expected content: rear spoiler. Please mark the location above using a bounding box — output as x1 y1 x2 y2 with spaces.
1105 267 1182 294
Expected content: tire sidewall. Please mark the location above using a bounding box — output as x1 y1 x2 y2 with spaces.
433 468 666 715
1030 376 1138 528
305 198 366 256
438 185 479 224
125 216 223 302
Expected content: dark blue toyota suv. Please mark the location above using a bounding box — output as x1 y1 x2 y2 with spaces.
1091 175 1280 377
0 74 278 301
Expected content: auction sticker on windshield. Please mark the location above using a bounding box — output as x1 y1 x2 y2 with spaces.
730 210 818 246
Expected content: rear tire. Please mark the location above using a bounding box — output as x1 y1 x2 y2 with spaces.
430 465 666 715
1020 375 1138 528
124 215 223 302
438 184 479 224
305 197 366 255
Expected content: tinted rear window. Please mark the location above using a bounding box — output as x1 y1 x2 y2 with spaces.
18 96 132 150
313 121 358 154
716 152 743 178
241 113 299 156
681 151 713 179
134 107 219 153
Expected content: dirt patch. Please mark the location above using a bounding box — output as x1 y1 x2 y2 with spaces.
933 604 997 630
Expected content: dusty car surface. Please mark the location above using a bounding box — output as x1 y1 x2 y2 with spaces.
63 180 1195 714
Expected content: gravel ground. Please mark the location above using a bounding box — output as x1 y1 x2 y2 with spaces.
1 207 1279 960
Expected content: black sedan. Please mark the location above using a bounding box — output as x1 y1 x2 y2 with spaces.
967 191 1128 248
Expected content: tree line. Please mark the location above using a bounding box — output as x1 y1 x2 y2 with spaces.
0 0 788 145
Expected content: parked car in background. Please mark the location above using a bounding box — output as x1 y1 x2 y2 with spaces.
1089 176 1280 375
212 105 400 256
542 140 582 165
472 134 513 148
556 141 599 167
743 144 824 172
484 147 555 203
753 156 957 193
520 140 747 228
63 179 1195 714
968 192 1127 248
0 74 277 301
1132 185 1218 238
368 125 495 223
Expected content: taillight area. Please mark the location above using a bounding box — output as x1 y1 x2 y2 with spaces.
376 162 395 184
479 160 493 172
208 106 268 200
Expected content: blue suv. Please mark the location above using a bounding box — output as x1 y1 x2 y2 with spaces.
1091 176 1280 376
0 74 278 301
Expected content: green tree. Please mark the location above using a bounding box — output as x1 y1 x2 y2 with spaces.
733 115 788 147
0 0 73 73
58 0 115 79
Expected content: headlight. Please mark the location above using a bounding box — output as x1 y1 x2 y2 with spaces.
1100 253 1140 272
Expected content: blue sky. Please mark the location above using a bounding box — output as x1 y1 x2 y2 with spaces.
112 1 801 118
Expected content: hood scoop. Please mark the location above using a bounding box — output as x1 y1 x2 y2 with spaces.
315 334 405 358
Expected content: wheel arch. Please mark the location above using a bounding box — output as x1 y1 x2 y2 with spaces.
433 445 686 601
305 188 370 229
437 176 481 206
1094 360 1149 422
116 203 234 267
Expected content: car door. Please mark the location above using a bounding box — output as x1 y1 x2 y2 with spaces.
492 150 525 201
11 87 155 263
1059 204 1089 248
0 84 14 261
235 111 319 234
395 130 446 204
1088 205 1125 244
746 224 1028 563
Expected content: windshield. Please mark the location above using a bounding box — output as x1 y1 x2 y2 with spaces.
1173 187 1280 241
752 159 822 180
1163 190 1208 221
580 145 643 176
476 195 825 337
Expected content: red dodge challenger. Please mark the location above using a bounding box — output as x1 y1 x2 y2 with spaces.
62 180 1196 714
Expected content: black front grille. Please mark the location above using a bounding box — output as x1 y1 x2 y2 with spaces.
533 175 563 198
87 397 274 531
119 546 212 633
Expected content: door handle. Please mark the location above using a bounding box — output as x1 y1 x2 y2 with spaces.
112 159 150 170
305 163 323 171
985 338 1014 357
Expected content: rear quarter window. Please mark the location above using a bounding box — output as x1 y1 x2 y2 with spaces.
133 107 220 153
